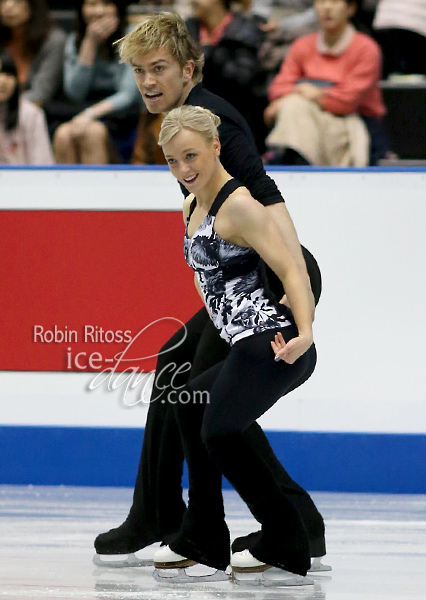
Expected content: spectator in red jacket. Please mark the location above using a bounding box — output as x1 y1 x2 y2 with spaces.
264 0 388 166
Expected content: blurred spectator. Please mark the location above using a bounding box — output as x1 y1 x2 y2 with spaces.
240 1 377 92
0 0 66 106
247 1 319 95
373 0 426 77
0 50 54 163
131 110 166 164
185 0 268 152
53 0 141 164
264 0 388 166
249 0 317 34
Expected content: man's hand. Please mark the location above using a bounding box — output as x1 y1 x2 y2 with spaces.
280 289 316 322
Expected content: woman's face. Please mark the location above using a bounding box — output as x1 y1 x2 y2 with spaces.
163 127 220 194
0 71 17 102
82 0 118 26
314 0 355 34
0 0 31 29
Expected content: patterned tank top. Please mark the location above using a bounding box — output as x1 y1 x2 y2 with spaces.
184 179 292 345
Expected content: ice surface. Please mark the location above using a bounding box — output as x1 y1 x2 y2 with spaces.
0 485 425 599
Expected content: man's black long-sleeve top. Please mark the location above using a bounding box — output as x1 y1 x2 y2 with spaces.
182 83 283 207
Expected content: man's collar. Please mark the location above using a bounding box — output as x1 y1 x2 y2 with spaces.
317 24 356 56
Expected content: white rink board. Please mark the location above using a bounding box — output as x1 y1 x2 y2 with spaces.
1 168 426 434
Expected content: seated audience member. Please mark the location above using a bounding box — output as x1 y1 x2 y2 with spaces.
0 50 54 164
53 0 141 164
185 0 268 152
247 0 319 94
373 0 426 77
264 0 388 166
0 0 66 107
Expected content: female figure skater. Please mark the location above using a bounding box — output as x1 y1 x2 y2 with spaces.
0 50 54 164
53 0 141 164
95 12 327 575
153 105 317 585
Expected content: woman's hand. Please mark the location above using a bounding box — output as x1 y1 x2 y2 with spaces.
271 331 313 365
86 14 119 45
69 112 94 138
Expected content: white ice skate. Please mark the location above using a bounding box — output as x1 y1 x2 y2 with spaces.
152 545 230 583
309 556 332 573
93 551 154 568
231 549 314 587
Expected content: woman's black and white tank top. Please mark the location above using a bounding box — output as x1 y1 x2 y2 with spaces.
184 179 292 345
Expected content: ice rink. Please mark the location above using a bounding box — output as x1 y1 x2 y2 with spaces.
1 485 425 600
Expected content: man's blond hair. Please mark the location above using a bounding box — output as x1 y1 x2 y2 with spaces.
116 12 204 84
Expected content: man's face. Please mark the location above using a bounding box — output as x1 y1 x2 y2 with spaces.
314 0 355 34
131 47 194 114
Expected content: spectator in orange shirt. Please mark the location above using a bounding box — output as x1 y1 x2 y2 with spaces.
264 0 388 166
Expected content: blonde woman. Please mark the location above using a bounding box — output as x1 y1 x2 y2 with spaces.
94 12 327 576
153 104 317 585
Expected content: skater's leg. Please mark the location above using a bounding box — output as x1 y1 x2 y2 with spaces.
152 322 232 568
168 327 316 574
236 422 326 557
200 328 317 575
192 316 326 556
94 308 211 556
167 361 231 571
235 359 326 558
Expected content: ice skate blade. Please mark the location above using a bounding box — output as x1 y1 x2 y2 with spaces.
309 556 332 573
153 565 230 584
93 552 154 568
232 567 314 587
154 558 197 569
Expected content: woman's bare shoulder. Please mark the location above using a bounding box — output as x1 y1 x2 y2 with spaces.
226 187 263 217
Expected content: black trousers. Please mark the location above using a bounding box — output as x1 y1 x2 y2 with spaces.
126 248 324 552
170 327 317 574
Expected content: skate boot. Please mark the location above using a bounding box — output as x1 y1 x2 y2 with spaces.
232 530 331 573
93 518 157 568
153 545 230 583
231 549 314 587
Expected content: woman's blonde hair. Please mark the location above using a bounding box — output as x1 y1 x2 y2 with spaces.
158 106 221 147
116 12 204 84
